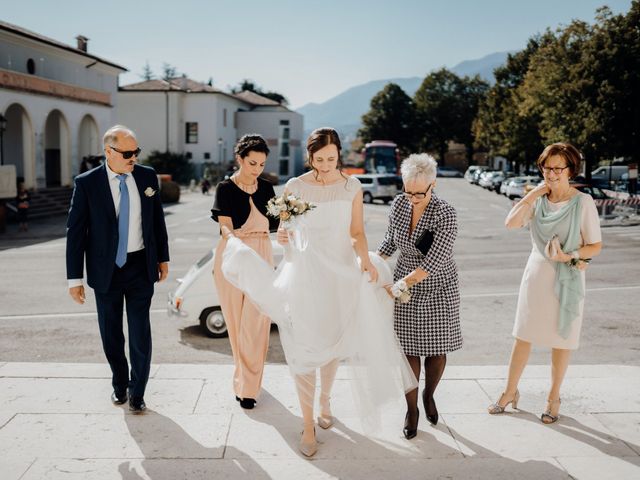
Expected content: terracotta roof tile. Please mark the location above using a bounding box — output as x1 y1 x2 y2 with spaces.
120 77 221 92
233 90 281 106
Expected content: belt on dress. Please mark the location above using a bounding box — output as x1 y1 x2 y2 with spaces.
234 231 269 239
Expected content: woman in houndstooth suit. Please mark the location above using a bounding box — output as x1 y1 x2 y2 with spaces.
378 153 462 439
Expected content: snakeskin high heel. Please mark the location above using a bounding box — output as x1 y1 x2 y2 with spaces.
487 390 520 414
541 398 561 424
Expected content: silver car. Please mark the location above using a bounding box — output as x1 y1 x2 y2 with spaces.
355 174 400 203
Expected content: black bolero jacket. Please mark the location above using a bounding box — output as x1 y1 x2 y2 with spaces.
210 177 279 232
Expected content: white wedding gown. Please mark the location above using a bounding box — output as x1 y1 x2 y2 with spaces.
221 176 417 430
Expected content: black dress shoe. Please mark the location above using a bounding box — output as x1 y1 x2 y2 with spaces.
129 397 146 413
111 391 127 405
403 408 419 439
239 398 256 409
423 390 439 426
235 396 241 402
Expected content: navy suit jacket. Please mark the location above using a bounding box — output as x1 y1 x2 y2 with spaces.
66 164 170 293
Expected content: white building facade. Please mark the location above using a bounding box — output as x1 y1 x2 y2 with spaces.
0 21 126 189
118 79 304 180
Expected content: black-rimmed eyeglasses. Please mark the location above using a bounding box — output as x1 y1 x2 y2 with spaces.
109 145 141 159
403 183 433 200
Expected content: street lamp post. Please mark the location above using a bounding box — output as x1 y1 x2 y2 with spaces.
0 113 7 166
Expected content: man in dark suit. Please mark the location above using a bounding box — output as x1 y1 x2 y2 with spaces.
66 125 169 413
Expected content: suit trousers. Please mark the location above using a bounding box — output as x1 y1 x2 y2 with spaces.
95 249 154 399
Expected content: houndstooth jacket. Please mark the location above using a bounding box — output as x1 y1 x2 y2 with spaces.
378 193 458 296
378 192 462 356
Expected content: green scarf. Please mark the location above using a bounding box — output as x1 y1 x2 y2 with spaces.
530 194 583 339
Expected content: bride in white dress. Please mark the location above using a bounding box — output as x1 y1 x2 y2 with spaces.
220 128 417 457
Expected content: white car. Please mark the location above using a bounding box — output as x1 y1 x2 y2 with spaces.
168 240 284 337
478 171 499 189
354 174 400 203
504 176 542 199
464 166 482 183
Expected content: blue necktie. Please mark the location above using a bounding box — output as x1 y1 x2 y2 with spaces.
115 174 130 267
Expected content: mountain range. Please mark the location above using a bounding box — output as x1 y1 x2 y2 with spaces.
296 51 512 139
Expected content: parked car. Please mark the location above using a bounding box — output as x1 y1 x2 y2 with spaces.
471 168 489 185
168 240 285 338
464 166 482 183
500 177 514 196
437 166 464 178
493 172 515 194
478 171 500 189
591 165 628 182
505 176 542 199
612 173 639 194
522 180 609 201
572 183 611 199
354 174 399 203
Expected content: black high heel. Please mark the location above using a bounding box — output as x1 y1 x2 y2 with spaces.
403 408 419 439
423 389 438 426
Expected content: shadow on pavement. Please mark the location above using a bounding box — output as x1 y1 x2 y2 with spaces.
0 214 66 250
178 325 286 364
121 409 272 479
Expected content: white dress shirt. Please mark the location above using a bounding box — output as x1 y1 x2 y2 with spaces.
68 162 145 288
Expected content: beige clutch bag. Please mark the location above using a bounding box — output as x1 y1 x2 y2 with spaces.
544 234 561 258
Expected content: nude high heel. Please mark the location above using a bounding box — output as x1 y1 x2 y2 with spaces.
299 425 317 458
317 396 335 429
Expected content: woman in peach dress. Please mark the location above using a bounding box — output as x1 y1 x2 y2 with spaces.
211 134 278 409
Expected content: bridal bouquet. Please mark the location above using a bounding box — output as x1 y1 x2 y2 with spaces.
266 194 316 222
267 194 316 251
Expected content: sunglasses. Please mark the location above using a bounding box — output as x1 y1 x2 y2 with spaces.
403 183 433 200
109 145 141 160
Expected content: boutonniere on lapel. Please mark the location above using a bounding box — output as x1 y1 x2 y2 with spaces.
144 187 156 197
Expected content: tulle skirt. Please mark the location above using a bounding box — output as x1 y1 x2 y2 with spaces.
221 236 418 431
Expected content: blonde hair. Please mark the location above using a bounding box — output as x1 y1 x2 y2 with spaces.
401 153 438 184
103 125 137 147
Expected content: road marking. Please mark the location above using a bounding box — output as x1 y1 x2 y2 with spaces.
188 216 211 224
0 309 167 321
3 285 638 319
461 284 640 299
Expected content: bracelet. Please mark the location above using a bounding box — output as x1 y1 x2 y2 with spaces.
567 257 592 267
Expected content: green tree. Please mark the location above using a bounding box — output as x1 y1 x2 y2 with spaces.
162 63 178 81
473 1 640 175
586 4 640 164
413 69 488 166
452 75 490 166
473 37 548 171
231 79 288 105
144 151 195 184
413 69 461 164
140 61 154 81
358 83 417 156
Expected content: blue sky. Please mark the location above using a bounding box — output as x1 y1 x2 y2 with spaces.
1 0 633 108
